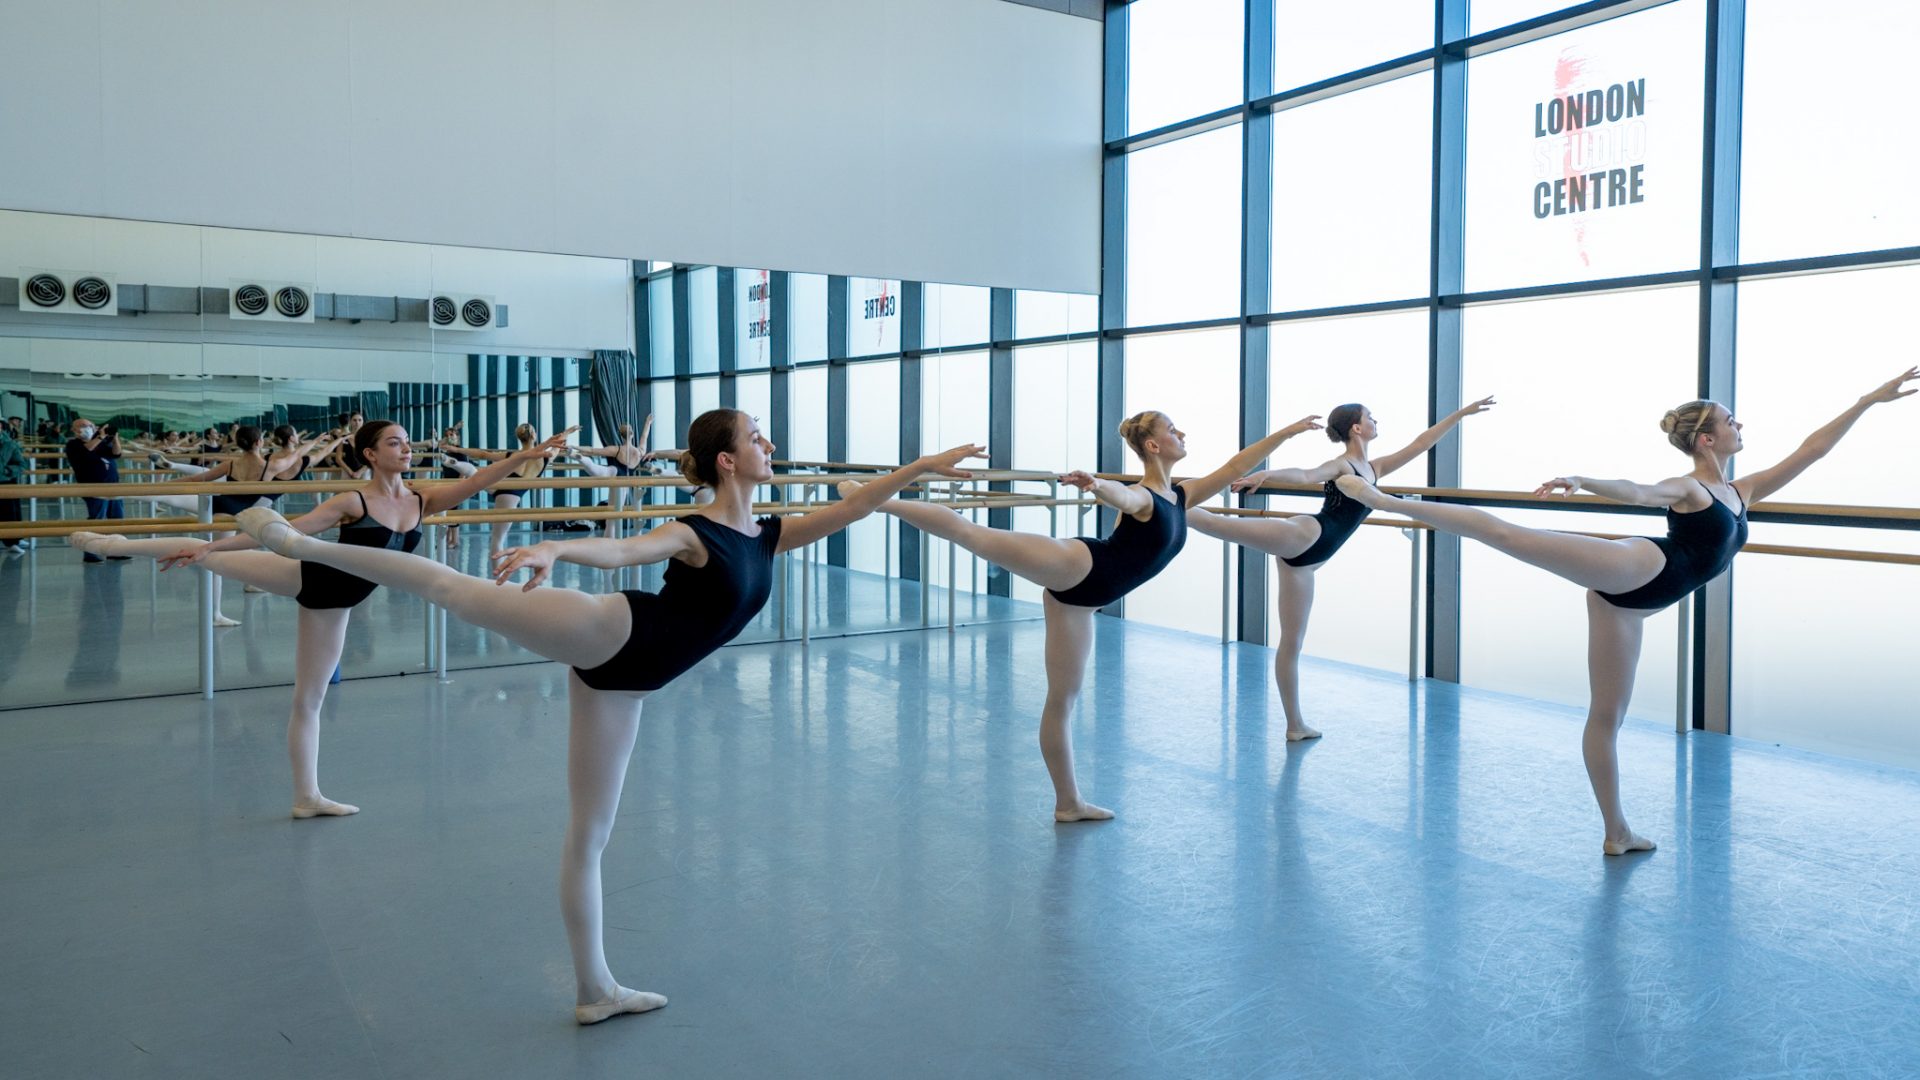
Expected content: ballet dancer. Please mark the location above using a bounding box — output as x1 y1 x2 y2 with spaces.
1186 396 1496 741
225 407 981 1023
572 415 653 517
457 423 554 556
1333 368 1919 855
70 420 565 819
849 410 1326 821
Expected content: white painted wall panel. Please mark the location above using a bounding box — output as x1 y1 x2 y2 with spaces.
0 0 1099 293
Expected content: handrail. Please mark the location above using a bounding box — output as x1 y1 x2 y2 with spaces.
1096 473 1920 526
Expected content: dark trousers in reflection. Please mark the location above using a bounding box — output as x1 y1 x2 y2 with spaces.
66 558 125 690
83 496 125 520
0 555 23 688
0 497 19 548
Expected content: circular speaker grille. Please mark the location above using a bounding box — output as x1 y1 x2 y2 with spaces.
25 274 65 308
461 298 492 327
72 277 112 310
233 284 270 316
430 296 457 326
273 286 310 318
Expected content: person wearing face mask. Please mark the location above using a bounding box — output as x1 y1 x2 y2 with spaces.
65 418 127 563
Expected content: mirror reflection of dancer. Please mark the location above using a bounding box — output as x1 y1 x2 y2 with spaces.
1186 396 1495 741
227 408 981 1024
70 421 564 819
571 414 654 519
1335 368 1918 855
459 424 569 557
850 412 1323 822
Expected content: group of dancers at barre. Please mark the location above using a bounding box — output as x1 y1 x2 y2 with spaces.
68 364 1917 1024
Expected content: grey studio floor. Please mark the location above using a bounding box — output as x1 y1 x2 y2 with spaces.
5 545 1920 1076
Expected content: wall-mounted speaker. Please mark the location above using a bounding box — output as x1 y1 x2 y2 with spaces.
229 280 315 323
428 293 496 331
18 269 117 316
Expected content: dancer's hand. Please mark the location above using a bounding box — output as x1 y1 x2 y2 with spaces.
1863 367 1920 405
917 443 987 479
156 542 209 571
1456 395 1498 417
492 542 556 590
518 429 578 462
1535 476 1581 497
1279 415 1323 439
1060 470 1098 492
1229 470 1272 493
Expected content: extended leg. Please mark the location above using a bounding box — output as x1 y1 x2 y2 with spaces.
288 607 357 817
562 673 668 1023
1041 594 1110 822
1188 506 1321 562
853 484 1092 593
70 533 303 596
1273 562 1321 740
1335 477 1665 595
236 508 627 668
1583 591 1655 855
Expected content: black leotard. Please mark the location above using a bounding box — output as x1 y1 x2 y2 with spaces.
1281 459 1376 568
211 493 264 517
495 458 542 503
1598 482 1748 611
1047 485 1188 609
574 514 783 692
295 490 425 610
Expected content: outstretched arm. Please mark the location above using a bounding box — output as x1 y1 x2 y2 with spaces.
1535 474 1702 508
1229 457 1350 493
490 520 697 590
1179 416 1323 504
1371 395 1497 479
1059 470 1152 517
419 429 575 514
777 444 986 553
1734 367 1918 504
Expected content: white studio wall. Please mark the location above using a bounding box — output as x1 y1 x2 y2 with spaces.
0 0 1102 294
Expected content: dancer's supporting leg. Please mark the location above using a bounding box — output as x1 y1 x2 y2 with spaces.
1584 591 1655 854
1336 477 1664 594
1187 511 1324 740
235 509 665 1013
864 487 1109 818
1336 478 1662 853
1038 594 1109 821
69 532 360 815
490 492 522 558
563 671 667 1021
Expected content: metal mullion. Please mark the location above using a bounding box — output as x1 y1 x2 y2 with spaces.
1105 104 1247 154
1102 315 1243 338
768 271 790 461
1714 245 1920 281
1252 53 1436 114
1443 269 1702 307
826 277 848 567
1252 297 1432 325
1695 0 1746 736
1238 0 1274 646
671 269 692 452
1455 0 1679 56
899 281 924 583
1098 0 1128 616
987 288 1015 599
1426 0 1470 683
989 330 1100 349
716 267 737 410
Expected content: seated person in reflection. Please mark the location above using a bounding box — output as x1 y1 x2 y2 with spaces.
65 418 127 562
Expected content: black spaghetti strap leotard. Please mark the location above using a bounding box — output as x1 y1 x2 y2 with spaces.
295 490 425 610
1047 485 1188 609
575 514 784 693
1281 459 1376 568
1598 482 1748 611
